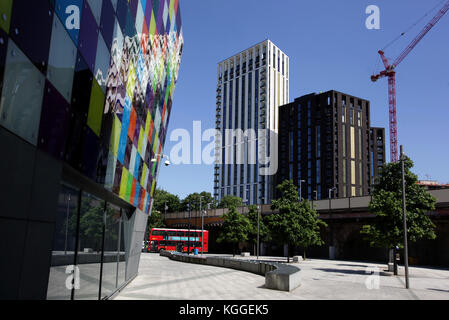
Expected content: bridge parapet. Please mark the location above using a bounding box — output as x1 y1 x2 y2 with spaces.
162 189 449 221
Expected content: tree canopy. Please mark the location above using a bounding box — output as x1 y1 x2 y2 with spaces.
266 180 327 260
361 157 437 250
217 206 253 256
181 191 215 211
152 188 181 214
218 195 243 209
147 210 165 230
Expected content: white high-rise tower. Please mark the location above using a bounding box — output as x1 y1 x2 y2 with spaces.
214 40 289 205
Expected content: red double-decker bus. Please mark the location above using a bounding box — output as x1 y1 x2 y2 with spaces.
149 228 209 253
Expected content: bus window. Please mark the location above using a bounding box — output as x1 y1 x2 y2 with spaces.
177 231 185 237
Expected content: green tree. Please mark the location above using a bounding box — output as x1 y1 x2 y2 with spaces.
147 210 165 230
247 205 270 255
181 191 215 211
218 195 243 209
152 188 181 214
78 199 105 253
146 210 165 240
217 206 253 257
361 157 437 264
266 180 327 261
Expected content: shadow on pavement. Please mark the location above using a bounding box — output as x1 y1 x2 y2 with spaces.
337 264 370 268
427 288 449 293
313 268 370 276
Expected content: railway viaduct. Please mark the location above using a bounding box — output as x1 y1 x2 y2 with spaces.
163 189 449 267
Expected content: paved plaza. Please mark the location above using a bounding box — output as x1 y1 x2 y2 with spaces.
114 253 449 300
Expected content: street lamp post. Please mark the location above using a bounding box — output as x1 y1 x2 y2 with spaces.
151 154 171 166
199 196 202 255
201 202 211 256
400 145 410 289
198 196 206 255
242 198 252 254
328 187 337 260
187 202 191 255
257 197 265 260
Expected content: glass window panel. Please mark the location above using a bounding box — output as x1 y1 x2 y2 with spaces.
135 1 144 35
64 118 86 170
87 0 103 25
87 79 105 136
46 183 79 300
359 162 363 186
0 29 7 93
104 62 118 114
124 7 137 39
111 18 123 71
0 40 45 145
110 0 118 12
94 32 110 93
101 203 121 299
351 160 356 185
71 51 93 115
9 0 53 74
78 1 99 72
105 151 117 191
47 14 77 102
117 210 127 288
64 54 92 168
122 209 134 282
0 0 13 33
100 0 115 50
82 127 101 180
74 192 105 300
38 80 70 160
116 0 128 31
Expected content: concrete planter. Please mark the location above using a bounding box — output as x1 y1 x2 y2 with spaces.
160 251 301 292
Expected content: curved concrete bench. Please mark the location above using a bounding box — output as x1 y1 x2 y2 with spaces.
160 251 301 292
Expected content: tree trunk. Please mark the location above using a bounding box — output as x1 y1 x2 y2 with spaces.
287 244 290 263
304 248 307 260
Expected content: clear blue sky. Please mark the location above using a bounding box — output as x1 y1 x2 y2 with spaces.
157 0 449 199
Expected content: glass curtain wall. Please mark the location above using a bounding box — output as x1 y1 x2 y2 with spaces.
46 183 79 300
74 192 105 300
47 183 132 300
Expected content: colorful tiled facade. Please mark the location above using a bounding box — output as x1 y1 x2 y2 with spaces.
0 0 183 214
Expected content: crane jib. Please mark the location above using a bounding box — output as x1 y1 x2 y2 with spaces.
372 0 449 163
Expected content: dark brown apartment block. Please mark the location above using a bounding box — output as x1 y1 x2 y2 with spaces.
277 90 386 200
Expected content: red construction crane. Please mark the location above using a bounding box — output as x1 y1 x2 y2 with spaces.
371 0 449 162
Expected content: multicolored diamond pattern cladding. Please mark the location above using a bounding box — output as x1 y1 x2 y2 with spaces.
0 0 183 214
